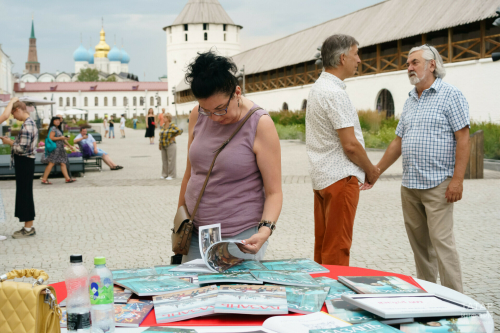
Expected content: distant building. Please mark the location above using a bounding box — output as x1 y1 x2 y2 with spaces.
0 44 14 100
25 18 40 74
14 81 169 119
171 0 500 122
163 0 242 114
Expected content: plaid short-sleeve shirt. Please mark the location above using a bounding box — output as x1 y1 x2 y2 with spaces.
11 117 39 167
396 78 470 189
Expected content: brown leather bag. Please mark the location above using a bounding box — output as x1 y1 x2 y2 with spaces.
171 107 263 255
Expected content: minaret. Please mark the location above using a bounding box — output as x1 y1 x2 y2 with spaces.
25 17 40 74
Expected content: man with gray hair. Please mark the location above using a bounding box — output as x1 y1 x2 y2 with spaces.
376 45 470 292
306 34 380 266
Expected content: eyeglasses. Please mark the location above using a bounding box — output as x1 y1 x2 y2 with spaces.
198 88 235 117
424 44 437 60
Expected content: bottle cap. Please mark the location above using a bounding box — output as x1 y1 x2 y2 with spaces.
94 257 106 265
70 254 82 263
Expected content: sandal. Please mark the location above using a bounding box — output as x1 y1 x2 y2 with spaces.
41 179 52 185
65 179 76 183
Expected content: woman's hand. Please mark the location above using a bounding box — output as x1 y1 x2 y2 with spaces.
237 227 271 255
0 136 13 146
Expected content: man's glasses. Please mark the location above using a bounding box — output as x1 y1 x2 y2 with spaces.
424 44 437 60
198 88 235 117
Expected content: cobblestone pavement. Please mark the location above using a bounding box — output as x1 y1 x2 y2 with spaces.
0 126 499 328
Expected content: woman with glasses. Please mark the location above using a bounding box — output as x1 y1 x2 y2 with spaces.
177 51 282 262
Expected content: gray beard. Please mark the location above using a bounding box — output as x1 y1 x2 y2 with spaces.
409 75 421 85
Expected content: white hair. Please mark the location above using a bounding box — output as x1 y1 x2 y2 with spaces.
409 45 446 79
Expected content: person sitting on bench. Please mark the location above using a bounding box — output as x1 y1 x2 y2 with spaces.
74 127 123 171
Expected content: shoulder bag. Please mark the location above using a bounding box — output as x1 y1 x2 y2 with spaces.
45 129 57 156
171 107 263 256
0 269 61 333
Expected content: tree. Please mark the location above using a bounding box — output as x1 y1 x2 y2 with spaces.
102 75 116 82
77 68 99 82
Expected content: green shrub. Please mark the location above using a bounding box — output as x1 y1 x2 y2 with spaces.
269 110 306 126
89 118 104 123
471 121 500 159
275 123 305 140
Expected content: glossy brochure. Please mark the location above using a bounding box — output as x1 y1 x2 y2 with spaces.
110 267 157 280
198 223 222 261
285 285 330 314
113 274 198 296
198 271 263 285
314 276 356 300
338 276 426 294
261 258 330 274
400 316 486 333
250 270 320 287
214 285 288 315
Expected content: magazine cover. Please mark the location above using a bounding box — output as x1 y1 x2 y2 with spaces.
261 258 329 274
338 276 426 294
225 260 268 272
114 274 197 296
114 300 154 327
315 277 356 300
285 286 330 314
111 267 157 280
215 285 288 315
198 271 262 285
199 223 222 260
250 270 320 287
141 328 198 333
325 298 381 324
400 316 486 333
153 285 218 323
154 265 180 274
310 320 401 333
59 307 67 328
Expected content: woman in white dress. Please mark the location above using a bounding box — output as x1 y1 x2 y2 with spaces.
103 115 109 139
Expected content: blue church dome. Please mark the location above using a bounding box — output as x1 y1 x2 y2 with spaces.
108 45 122 62
120 48 130 64
73 44 89 62
88 48 94 64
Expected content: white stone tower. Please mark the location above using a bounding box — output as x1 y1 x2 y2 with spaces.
163 0 242 110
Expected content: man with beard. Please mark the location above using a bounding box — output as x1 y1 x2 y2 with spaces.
376 45 470 292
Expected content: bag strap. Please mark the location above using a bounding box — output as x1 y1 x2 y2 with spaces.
189 107 263 222
0 269 49 285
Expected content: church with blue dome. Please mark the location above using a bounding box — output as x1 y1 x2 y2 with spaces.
73 25 131 78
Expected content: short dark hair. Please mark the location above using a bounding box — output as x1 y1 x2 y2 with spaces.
321 34 359 69
185 50 238 99
80 126 87 132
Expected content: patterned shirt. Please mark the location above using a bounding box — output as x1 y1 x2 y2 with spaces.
396 78 470 189
11 117 38 167
306 71 365 190
159 123 183 148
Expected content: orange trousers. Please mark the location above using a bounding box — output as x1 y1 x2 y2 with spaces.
313 176 360 266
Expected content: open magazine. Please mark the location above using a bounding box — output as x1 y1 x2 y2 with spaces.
171 223 263 273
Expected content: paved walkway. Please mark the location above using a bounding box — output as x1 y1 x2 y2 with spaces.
0 127 499 327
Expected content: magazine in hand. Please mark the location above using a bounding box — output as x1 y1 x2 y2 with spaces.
250 270 320 287
262 311 351 333
111 267 157 280
153 285 218 323
315 276 356 300
400 316 486 333
198 271 263 285
214 285 288 315
114 274 198 296
115 300 154 327
338 276 426 294
261 258 329 274
199 223 222 261
309 320 402 333
325 299 413 325
285 285 330 314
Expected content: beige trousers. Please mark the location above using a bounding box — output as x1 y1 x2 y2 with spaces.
161 143 177 178
401 178 463 292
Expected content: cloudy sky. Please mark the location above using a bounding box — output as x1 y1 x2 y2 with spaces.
0 0 382 81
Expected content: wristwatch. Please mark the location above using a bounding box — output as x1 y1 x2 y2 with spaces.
258 220 277 236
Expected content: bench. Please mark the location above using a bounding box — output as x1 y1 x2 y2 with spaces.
0 153 85 176
77 143 102 173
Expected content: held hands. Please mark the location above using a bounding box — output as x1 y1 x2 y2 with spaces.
359 164 381 191
237 227 271 255
445 178 463 203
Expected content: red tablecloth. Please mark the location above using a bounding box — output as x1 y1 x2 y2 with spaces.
50 264 424 327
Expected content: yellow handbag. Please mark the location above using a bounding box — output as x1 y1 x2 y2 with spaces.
0 269 62 333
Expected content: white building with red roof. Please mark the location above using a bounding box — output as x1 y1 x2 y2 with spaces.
14 81 169 119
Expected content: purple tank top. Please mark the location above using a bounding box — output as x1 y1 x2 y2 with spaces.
185 105 268 237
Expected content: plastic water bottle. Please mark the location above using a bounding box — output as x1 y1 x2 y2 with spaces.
65 254 91 333
89 256 115 333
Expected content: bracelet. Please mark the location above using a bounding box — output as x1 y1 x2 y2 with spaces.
258 220 276 236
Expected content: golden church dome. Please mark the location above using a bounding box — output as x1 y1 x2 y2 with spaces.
94 28 110 58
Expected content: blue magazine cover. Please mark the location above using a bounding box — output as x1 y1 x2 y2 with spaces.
198 271 262 284
261 258 329 274
310 320 401 333
153 285 218 323
114 275 197 296
315 277 356 300
215 285 288 315
338 276 426 294
250 270 320 287
225 260 268 272
111 267 157 280
400 316 486 333
285 285 330 314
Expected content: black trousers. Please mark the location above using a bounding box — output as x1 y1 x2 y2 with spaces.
14 155 35 222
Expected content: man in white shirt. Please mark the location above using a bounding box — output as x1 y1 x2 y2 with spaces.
306 34 380 266
119 114 126 138
74 127 123 170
